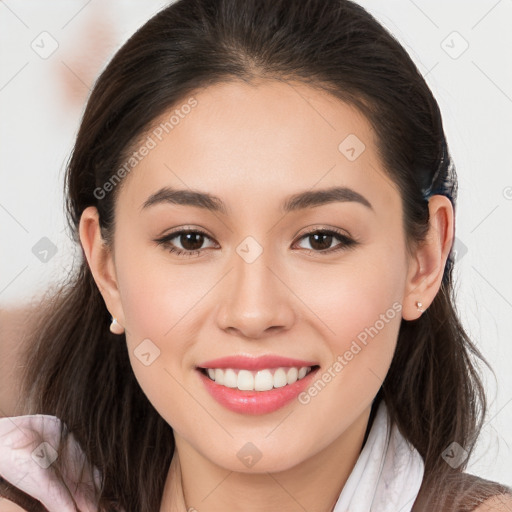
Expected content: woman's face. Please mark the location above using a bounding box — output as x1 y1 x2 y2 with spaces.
107 79 414 472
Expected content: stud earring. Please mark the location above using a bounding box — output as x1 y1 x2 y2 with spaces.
110 317 125 335
416 301 424 313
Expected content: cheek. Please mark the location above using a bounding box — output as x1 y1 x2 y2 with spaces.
112 222 195 327
113 238 221 394
295 251 405 346
292 268 403 429
113 246 208 428
291 249 406 409
334 278 401 348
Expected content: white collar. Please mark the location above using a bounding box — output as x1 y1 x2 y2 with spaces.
332 400 425 512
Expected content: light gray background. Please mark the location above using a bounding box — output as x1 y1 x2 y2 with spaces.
1 0 511 484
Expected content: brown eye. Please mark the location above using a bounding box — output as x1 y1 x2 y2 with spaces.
295 229 357 254
154 229 217 257
308 232 334 251
178 232 206 251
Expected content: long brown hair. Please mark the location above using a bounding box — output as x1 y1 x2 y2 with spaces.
16 0 501 510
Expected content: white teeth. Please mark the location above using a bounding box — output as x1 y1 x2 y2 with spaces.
237 370 254 390
202 366 313 391
254 369 274 391
273 368 287 388
223 368 238 388
287 367 298 384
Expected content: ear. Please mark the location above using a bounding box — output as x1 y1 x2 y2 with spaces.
79 206 125 328
402 195 454 321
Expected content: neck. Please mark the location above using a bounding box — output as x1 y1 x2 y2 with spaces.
159 405 372 512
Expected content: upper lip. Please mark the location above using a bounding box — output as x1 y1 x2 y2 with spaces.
197 355 319 371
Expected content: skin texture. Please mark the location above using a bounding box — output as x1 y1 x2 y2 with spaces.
0 500 27 512
79 80 454 512
474 496 512 512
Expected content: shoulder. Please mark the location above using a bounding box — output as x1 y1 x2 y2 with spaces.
412 470 512 512
0 499 29 512
473 494 512 511
0 476 48 512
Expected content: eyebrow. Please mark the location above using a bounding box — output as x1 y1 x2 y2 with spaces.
141 185 373 214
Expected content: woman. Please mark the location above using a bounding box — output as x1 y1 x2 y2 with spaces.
0 0 510 510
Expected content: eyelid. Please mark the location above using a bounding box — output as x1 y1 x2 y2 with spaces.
295 224 353 240
155 225 212 239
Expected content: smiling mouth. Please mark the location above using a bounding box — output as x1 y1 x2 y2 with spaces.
197 365 320 392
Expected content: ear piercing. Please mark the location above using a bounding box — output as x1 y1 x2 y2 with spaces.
110 317 125 335
416 301 424 313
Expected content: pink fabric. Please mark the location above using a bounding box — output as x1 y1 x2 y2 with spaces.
0 414 104 512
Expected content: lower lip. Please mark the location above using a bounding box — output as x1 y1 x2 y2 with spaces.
196 367 320 415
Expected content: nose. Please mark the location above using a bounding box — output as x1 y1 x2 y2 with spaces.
216 248 296 340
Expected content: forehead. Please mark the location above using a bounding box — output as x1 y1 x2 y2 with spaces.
117 79 400 215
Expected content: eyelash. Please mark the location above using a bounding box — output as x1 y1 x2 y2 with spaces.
154 227 358 258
